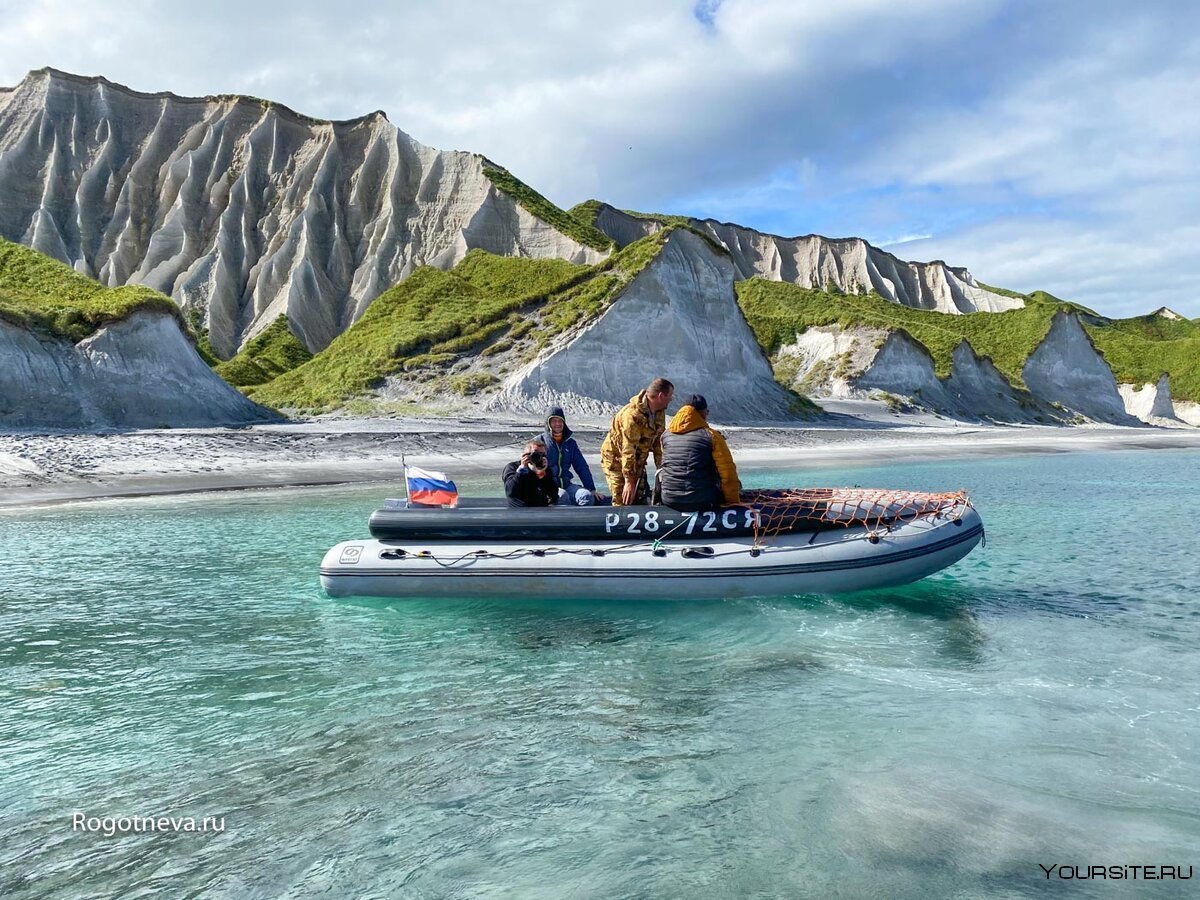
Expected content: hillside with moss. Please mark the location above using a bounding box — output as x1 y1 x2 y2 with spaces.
0 238 279 428
735 279 1200 403
214 316 313 387
483 165 614 253
1 68 613 358
1083 313 1200 402
0 237 183 341
250 229 687 412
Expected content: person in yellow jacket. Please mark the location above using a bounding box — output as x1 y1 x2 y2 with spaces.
658 394 741 511
600 377 674 506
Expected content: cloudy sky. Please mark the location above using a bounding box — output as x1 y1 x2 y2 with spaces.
3 0 1196 316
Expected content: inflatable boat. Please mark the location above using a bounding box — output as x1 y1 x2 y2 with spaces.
319 488 984 600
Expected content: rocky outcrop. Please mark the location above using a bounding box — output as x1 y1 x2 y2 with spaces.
1175 401 1200 427
0 68 606 357
587 203 1022 314
940 341 1045 423
778 325 1061 423
1118 375 1184 426
0 310 279 429
592 205 662 248
1022 312 1140 425
786 309 1145 425
491 229 795 420
776 312 1161 425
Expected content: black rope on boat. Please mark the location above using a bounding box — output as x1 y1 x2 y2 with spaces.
401 505 972 567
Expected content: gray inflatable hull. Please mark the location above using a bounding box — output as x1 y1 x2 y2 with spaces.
320 508 983 600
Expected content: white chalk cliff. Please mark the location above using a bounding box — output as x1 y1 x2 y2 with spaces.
0 310 279 429
1174 401 1200 427
779 325 1061 423
489 230 795 420
1021 312 1139 425
776 311 1144 425
0 68 607 357
1118 375 1183 426
587 204 1022 314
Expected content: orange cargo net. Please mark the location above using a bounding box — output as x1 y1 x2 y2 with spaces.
740 487 972 539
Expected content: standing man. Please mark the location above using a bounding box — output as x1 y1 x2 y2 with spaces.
539 406 604 506
600 378 674 506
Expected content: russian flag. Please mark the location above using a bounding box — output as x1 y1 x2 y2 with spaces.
406 466 458 507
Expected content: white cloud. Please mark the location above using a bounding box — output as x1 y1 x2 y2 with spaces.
1 0 1197 316
901 218 1200 318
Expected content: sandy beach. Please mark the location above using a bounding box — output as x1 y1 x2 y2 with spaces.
3 404 1198 509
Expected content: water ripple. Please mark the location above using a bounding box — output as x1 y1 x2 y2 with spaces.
1 451 1198 896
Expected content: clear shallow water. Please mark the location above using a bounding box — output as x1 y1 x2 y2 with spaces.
1 450 1197 898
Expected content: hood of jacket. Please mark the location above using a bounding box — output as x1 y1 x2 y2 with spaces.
545 405 573 441
669 405 708 435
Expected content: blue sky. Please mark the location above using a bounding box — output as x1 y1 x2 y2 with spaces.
2 0 1197 317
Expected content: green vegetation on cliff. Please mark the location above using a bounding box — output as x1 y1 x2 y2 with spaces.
215 316 313 386
737 279 1200 402
482 164 614 253
567 199 606 229
1085 313 1200 402
0 238 182 342
567 200 691 230
736 280 1072 389
250 229 685 411
568 200 729 255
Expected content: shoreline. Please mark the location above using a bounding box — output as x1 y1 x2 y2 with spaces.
2 418 1198 510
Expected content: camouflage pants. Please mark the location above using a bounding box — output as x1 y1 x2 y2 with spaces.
602 466 650 506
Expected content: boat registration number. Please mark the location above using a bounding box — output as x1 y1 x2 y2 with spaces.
604 509 759 535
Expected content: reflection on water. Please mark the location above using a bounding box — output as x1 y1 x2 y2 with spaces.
1 449 1198 897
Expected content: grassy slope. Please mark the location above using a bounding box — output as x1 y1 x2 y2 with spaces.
250 229 686 411
567 200 687 228
736 279 1072 389
566 199 605 229
214 315 313 386
0 237 182 341
1085 314 1200 402
737 279 1200 402
567 200 730 253
481 165 614 253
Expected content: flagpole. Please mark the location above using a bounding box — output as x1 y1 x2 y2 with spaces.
401 453 409 507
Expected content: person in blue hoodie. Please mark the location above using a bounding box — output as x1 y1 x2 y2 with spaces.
539 406 605 506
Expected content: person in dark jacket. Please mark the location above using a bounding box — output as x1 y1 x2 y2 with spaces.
538 406 604 506
503 439 559 508
659 394 741 511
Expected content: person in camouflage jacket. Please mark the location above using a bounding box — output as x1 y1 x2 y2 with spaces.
599 378 674 506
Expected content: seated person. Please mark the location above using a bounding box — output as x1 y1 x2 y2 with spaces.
539 405 605 506
658 394 741 511
503 439 559 508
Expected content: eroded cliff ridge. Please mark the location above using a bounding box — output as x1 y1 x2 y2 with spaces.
0 68 608 358
0 236 278 429
580 203 1022 314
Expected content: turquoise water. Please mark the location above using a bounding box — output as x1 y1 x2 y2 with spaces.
1 449 1198 898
